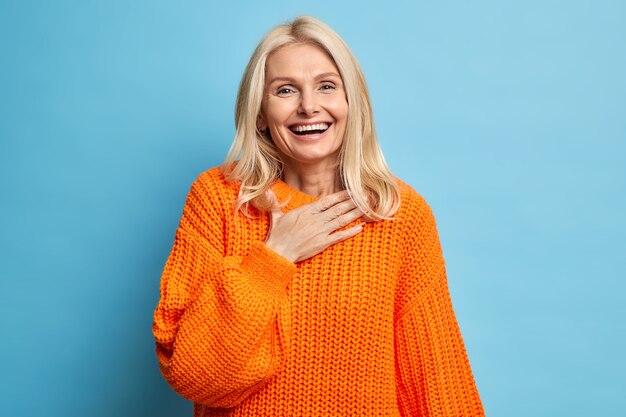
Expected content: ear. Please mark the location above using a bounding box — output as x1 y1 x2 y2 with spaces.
257 114 267 133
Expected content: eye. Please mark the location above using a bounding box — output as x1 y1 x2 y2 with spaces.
276 87 295 96
320 83 336 91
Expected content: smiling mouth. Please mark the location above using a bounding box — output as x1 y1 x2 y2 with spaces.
289 123 331 136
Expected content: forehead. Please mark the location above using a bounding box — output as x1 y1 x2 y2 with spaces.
265 43 339 78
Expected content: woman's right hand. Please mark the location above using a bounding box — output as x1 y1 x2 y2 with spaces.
265 190 365 263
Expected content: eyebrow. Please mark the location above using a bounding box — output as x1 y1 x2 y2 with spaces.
268 72 341 85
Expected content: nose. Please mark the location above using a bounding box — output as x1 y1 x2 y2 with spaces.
298 89 319 116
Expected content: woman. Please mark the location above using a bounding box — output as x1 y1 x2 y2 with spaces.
153 16 484 416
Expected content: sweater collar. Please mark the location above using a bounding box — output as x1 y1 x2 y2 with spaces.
271 177 321 210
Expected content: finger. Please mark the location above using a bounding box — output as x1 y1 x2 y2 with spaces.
314 190 351 212
269 207 283 228
266 207 285 245
327 206 364 231
323 199 358 220
328 223 364 244
265 188 279 204
271 206 283 218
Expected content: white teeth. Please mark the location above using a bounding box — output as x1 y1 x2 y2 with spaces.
292 123 329 132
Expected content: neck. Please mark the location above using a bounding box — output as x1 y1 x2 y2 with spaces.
281 161 343 197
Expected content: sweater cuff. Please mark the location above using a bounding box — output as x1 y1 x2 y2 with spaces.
240 241 297 290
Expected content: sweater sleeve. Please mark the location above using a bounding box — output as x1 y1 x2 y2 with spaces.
152 172 297 408
394 193 484 417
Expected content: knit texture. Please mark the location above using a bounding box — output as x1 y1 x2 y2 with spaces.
153 167 484 417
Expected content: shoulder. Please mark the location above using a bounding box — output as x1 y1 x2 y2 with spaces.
391 177 441 253
182 166 240 218
193 166 238 191
393 178 445 276
188 166 240 200
394 177 436 224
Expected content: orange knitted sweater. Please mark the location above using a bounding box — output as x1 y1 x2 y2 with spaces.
153 167 484 417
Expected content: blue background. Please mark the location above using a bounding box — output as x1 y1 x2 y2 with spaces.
1 1 624 416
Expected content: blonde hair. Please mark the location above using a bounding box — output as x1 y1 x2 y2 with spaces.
222 16 400 220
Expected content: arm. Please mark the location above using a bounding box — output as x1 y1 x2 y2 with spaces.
152 172 297 407
394 193 484 417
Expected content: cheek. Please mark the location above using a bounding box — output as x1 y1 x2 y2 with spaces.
264 99 295 127
327 98 349 123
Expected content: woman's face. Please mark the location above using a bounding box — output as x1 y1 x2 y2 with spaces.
260 43 349 169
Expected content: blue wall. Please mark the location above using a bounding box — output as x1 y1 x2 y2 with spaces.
1 1 624 415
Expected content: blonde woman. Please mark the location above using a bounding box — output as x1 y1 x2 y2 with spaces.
153 16 484 416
